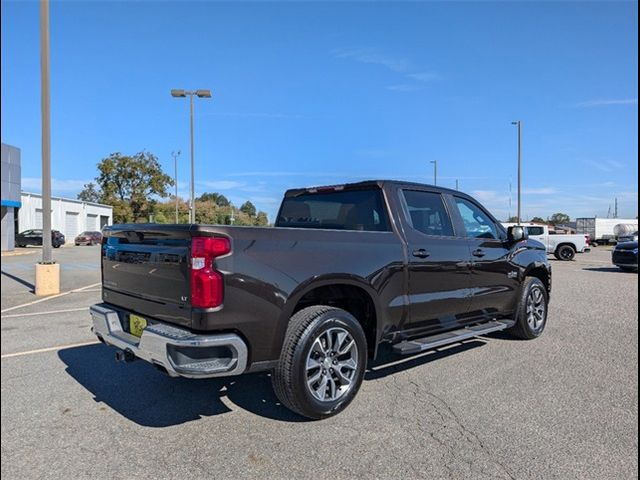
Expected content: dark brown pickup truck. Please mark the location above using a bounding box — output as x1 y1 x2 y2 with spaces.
91 180 551 419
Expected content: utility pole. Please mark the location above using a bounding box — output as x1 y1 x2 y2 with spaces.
35 0 59 295
455 179 459 191
614 197 618 218
172 150 181 223
511 121 522 225
430 160 437 186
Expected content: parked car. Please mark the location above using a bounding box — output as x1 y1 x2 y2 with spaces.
617 231 638 244
91 180 552 419
576 217 638 246
15 229 65 248
612 241 638 272
75 231 103 246
502 223 590 261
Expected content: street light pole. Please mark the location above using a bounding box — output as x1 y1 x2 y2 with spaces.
41 0 52 264
171 89 212 224
511 121 522 225
430 160 437 186
172 150 181 223
189 95 195 223
35 0 59 296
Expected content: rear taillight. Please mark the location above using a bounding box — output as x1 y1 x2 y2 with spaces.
585 235 590 246
190 236 231 309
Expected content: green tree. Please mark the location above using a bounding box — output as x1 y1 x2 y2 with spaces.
77 182 102 203
506 216 520 223
549 213 570 225
254 211 269 226
197 192 230 207
530 217 546 224
240 200 257 217
95 151 173 223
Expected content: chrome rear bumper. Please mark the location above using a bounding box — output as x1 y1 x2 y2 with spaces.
90 304 248 378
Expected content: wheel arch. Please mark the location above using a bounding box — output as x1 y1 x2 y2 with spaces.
523 263 551 294
555 242 577 254
279 275 382 359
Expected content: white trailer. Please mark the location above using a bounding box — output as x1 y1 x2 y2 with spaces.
576 217 638 245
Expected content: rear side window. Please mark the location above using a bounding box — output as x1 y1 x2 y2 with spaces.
402 190 454 236
276 188 390 231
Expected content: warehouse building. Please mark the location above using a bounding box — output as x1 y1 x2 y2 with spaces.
1 141 113 251
18 192 112 242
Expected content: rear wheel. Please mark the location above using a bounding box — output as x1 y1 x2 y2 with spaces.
272 305 367 420
507 277 549 340
555 245 576 261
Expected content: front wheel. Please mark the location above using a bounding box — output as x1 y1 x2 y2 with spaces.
555 245 576 261
507 277 549 340
272 305 367 420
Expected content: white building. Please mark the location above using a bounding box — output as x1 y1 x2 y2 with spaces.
19 192 112 242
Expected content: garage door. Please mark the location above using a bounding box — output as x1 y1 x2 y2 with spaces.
35 209 43 229
86 214 98 231
65 212 80 239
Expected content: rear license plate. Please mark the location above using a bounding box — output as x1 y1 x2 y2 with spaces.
129 314 147 337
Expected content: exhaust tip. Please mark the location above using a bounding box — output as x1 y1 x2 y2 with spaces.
115 349 136 363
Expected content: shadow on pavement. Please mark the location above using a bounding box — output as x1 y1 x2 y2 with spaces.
1 270 35 292
583 266 635 273
365 340 486 380
58 343 306 426
59 339 491 426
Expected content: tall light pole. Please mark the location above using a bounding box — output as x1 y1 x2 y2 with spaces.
35 0 59 295
171 89 212 223
171 150 181 223
511 121 522 225
430 160 437 185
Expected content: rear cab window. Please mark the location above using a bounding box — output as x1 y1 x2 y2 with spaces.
276 188 390 231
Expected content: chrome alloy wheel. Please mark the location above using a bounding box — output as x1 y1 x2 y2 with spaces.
526 286 546 332
305 327 359 402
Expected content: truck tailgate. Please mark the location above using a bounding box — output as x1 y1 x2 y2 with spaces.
102 226 191 312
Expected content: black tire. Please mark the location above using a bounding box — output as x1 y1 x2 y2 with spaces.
507 277 549 340
53 243 61 249
555 245 576 261
272 305 367 420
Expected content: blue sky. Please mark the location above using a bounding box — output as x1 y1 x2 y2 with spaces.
1 0 638 222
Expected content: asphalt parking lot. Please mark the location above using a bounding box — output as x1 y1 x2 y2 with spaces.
1 246 637 480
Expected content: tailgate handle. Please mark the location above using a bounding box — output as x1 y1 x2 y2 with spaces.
412 249 431 259
472 249 486 258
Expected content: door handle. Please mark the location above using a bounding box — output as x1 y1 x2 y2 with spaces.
412 249 431 259
472 249 486 258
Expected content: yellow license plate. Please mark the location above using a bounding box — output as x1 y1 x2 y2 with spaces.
129 314 147 337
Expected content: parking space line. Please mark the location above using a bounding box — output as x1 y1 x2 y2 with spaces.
1 307 88 319
0 282 101 314
1 340 101 359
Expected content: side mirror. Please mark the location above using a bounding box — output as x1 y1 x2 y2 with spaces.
508 225 528 243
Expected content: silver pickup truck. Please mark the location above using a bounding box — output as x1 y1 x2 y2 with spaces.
503 223 590 261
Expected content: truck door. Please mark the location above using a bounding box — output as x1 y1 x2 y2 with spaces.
400 189 472 337
449 195 520 319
